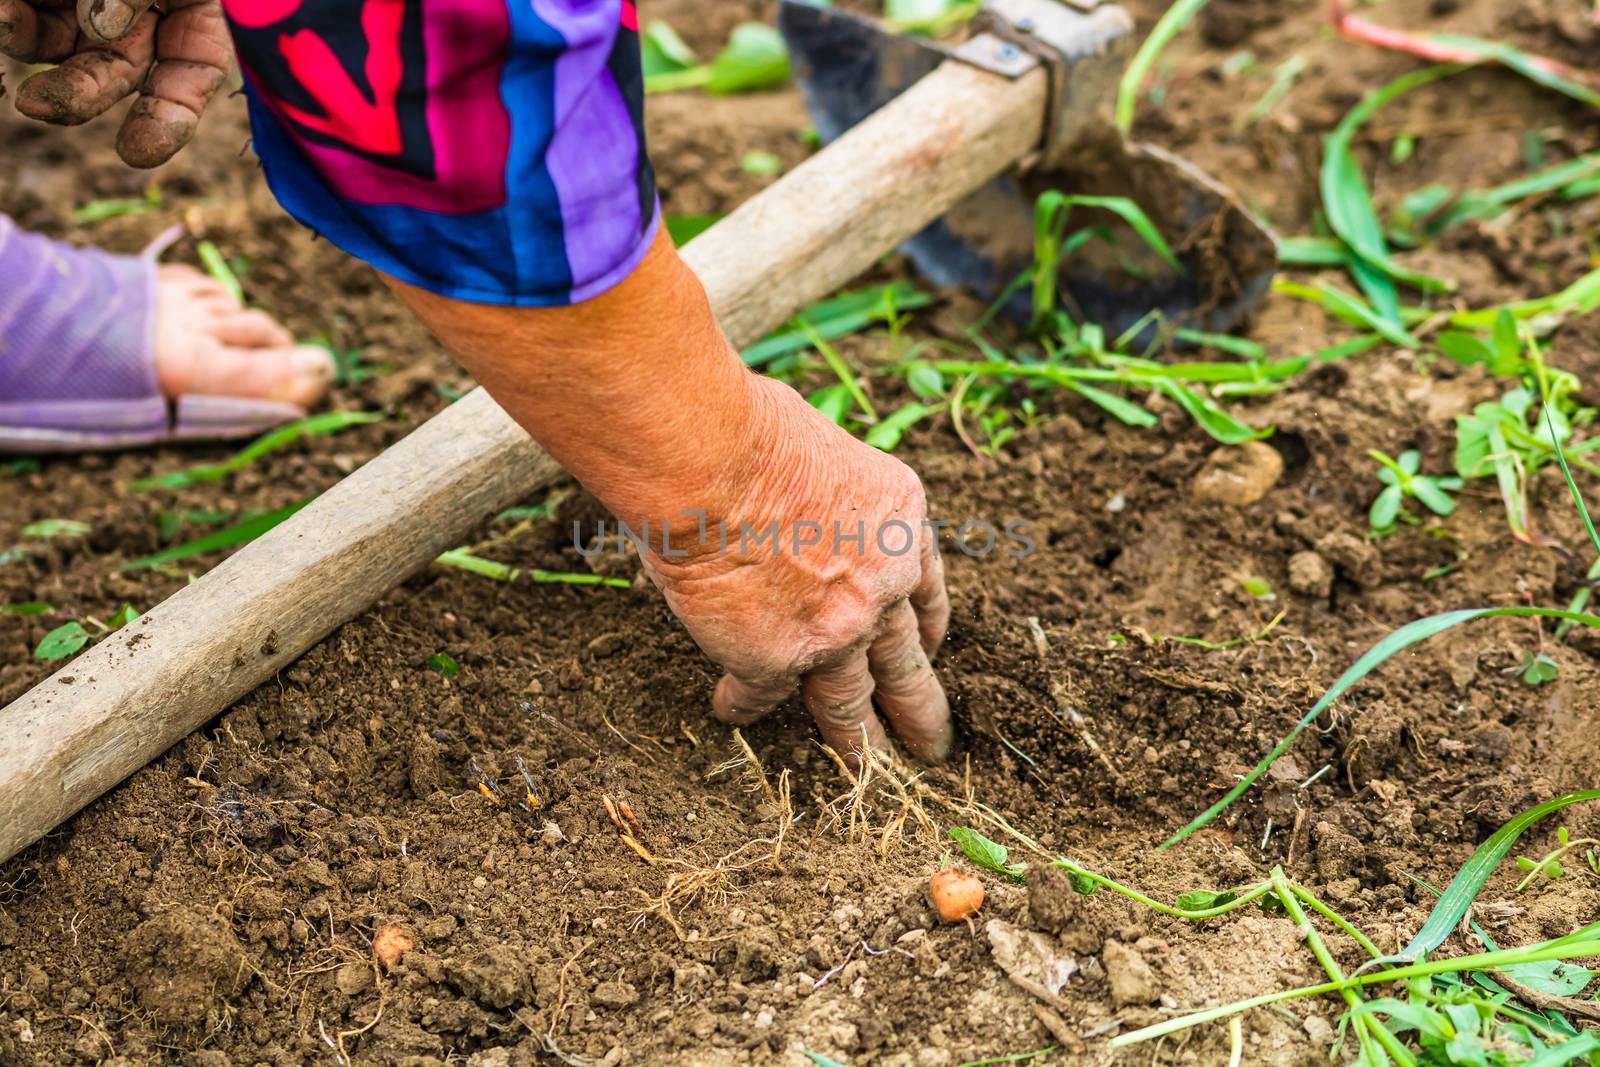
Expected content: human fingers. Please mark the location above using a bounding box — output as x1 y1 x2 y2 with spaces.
866 600 951 762
117 0 230 166
205 308 296 349
801 646 888 760
15 9 155 124
910 532 950 656
711 670 798 727
0 0 77 62
75 0 153 43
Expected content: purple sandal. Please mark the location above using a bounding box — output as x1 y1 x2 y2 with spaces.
0 214 307 453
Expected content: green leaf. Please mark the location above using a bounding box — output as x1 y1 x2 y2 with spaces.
1063 381 1159 428
1319 66 1463 315
664 213 723 247
129 411 381 491
1115 0 1210 133
1370 483 1403 529
0 550 27 567
1410 478 1457 516
864 402 932 452
639 19 697 77
742 281 933 366
905 363 946 400
1037 192 1184 275
1273 278 1421 348
948 827 1026 882
705 23 789 94
22 519 90 539
426 652 462 677
1436 331 1497 367
1276 235 1349 267
740 150 782 176
106 603 140 630
1521 653 1559 686
1426 34 1600 109
196 239 245 305
1171 328 1267 360
1377 789 1600 967
1068 870 1098 896
435 548 520 582
1498 958 1595 997
34 621 90 660
121 498 313 571
804 1053 851 1067
1163 613 1600 850
807 383 853 426
1241 576 1273 599
1 602 52 616
1154 380 1270 445
1175 889 1238 912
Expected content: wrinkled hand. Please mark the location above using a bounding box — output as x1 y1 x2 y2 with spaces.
0 0 230 166
642 378 953 762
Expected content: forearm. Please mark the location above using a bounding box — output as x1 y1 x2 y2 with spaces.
383 226 776 535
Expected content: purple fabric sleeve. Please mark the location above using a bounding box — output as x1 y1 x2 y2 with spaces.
0 214 169 446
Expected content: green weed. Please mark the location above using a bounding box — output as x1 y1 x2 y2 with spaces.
1369 449 1461 531
21 519 90 539
129 411 380 491
426 652 462 677
643 21 788 95
196 239 245 304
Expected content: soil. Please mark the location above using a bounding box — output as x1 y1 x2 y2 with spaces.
3 1 1600 1065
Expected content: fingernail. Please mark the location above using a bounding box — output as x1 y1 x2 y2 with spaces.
91 3 134 40
293 346 336 383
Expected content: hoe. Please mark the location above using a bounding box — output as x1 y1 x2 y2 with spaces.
0 0 1277 864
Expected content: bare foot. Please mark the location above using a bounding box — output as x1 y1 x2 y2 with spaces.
151 265 334 408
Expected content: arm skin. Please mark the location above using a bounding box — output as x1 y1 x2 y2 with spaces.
4 0 954 759
388 225 953 761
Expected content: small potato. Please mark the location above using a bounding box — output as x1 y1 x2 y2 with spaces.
929 868 984 922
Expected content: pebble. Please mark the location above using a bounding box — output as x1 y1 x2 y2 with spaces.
1191 441 1283 506
1288 550 1333 598
1102 940 1161 1007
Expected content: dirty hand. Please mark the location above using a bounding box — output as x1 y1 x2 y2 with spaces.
385 228 953 764
642 376 954 763
0 0 229 166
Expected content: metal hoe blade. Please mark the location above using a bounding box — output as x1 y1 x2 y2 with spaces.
779 0 1279 340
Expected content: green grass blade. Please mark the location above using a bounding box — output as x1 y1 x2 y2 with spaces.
528 569 631 589
1524 1034 1600 1067
128 411 381 491
803 323 877 421
1154 380 1270 444
1062 381 1159 428
196 240 245 304
741 282 933 366
1427 34 1600 109
1274 278 1421 348
435 548 520 582
1162 607 1600 848
1278 235 1350 267
1116 0 1211 133
1170 328 1267 360
1371 790 1600 968
1048 194 1184 274
1321 65 1462 317
1544 405 1600 557
120 498 314 571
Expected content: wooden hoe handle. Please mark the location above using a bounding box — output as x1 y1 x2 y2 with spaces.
0 61 1047 864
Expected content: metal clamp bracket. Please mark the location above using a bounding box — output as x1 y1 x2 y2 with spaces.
950 0 1134 169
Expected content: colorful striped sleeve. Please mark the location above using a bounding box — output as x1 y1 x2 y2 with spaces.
220 0 658 307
